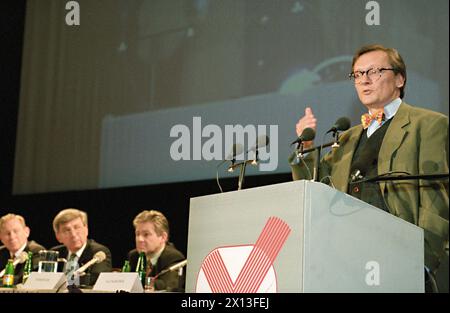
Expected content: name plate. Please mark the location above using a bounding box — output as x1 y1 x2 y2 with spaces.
22 272 67 292
93 273 143 293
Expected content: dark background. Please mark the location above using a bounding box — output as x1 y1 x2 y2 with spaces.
0 0 292 268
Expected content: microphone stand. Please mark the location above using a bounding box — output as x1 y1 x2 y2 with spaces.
227 150 260 190
177 267 184 292
301 140 339 154
295 141 304 157
228 159 257 190
294 138 341 182
225 141 266 191
351 173 449 184
331 130 341 148
238 162 246 191
313 147 320 182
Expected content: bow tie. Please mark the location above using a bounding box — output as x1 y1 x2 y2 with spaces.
361 110 385 129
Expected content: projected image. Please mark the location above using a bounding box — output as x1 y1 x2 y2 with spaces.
14 0 449 193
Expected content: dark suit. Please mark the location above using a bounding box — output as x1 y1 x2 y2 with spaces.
291 102 449 273
51 239 112 287
128 242 185 291
0 240 45 285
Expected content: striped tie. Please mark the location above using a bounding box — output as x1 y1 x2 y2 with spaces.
65 254 80 286
146 258 153 277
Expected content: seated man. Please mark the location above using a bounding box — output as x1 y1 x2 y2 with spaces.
128 210 186 292
51 208 112 287
0 213 45 284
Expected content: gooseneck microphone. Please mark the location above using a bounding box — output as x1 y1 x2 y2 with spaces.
150 259 187 292
291 127 316 146
326 117 351 134
155 260 187 278
248 135 270 153
228 143 244 160
0 251 28 277
217 143 244 167
74 251 107 276
247 135 270 165
216 143 244 193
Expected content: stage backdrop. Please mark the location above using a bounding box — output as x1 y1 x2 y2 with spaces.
14 0 449 194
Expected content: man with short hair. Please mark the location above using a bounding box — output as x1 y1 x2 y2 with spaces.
127 209 185 291
291 44 448 292
0 213 45 284
51 208 112 287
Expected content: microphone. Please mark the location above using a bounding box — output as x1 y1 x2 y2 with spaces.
217 143 244 170
248 135 270 152
168 259 187 272
147 260 187 291
216 144 244 192
291 127 316 145
154 259 187 278
0 251 28 277
218 143 244 166
326 117 351 134
247 135 269 165
227 143 244 160
74 251 106 276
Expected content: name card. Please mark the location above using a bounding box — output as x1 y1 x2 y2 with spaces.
93 273 143 293
22 272 67 292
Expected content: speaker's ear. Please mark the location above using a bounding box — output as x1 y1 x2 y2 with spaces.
395 73 405 88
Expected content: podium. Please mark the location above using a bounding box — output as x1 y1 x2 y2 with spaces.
186 180 424 292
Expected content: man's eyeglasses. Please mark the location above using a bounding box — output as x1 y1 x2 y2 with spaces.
348 68 396 84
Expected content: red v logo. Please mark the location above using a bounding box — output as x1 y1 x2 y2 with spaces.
199 216 291 293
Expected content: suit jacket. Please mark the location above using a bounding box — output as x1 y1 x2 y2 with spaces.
51 239 112 286
0 240 45 285
128 242 185 291
291 102 449 272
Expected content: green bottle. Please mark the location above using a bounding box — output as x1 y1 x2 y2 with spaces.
121 260 130 273
22 251 33 284
135 252 146 287
2 259 15 288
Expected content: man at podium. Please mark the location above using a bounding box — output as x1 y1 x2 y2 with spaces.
291 44 448 292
